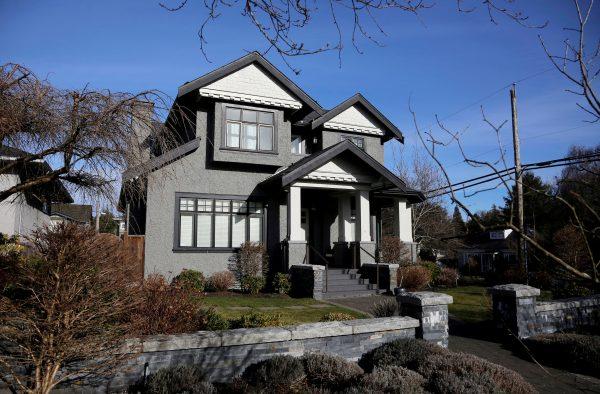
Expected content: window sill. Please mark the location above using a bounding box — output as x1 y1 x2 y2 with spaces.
220 147 278 155
173 247 239 253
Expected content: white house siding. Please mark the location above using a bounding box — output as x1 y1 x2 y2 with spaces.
323 105 384 136
0 174 50 236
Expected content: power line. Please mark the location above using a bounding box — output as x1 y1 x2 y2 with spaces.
427 152 600 198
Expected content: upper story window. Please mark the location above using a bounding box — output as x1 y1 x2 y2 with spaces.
225 106 275 152
341 135 365 150
291 134 303 154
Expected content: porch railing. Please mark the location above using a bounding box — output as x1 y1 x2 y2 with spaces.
356 243 381 294
305 243 330 293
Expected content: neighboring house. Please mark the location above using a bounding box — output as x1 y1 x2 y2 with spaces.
0 146 73 236
120 52 424 281
457 229 518 273
50 203 93 226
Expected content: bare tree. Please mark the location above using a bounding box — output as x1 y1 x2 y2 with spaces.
410 102 600 285
0 223 141 393
159 0 546 73
0 63 191 204
539 0 600 122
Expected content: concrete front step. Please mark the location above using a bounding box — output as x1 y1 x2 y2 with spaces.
321 289 379 299
325 283 374 292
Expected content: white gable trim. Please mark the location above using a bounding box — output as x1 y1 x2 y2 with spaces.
302 158 374 183
198 64 302 109
323 105 384 136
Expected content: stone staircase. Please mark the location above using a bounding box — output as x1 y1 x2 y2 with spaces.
321 268 380 299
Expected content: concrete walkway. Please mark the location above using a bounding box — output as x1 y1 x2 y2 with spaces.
333 294 600 393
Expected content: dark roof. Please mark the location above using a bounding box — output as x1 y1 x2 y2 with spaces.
262 140 421 200
0 145 29 157
177 52 325 115
51 203 93 224
310 94 404 143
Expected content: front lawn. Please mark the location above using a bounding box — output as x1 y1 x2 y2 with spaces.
202 293 367 325
441 286 492 324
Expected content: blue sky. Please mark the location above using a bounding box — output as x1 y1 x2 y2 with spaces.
1 1 598 212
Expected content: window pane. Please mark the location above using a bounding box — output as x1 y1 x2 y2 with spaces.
259 112 274 125
232 200 247 213
226 107 241 121
180 198 195 211
227 122 241 148
249 216 261 242
242 110 257 123
179 215 193 247
196 214 212 247
249 202 263 214
355 138 364 149
232 215 246 247
215 200 230 212
291 135 302 154
197 199 213 212
243 124 257 150
259 125 273 151
214 214 230 247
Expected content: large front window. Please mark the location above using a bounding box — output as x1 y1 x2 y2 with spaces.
177 196 264 249
225 107 274 152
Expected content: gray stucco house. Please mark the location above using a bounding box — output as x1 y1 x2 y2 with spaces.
121 52 423 286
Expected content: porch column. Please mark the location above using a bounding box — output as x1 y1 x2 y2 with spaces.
288 185 303 241
355 190 371 241
340 195 353 242
393 198 416 263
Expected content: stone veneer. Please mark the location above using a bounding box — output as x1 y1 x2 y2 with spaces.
289 264 325 300
92 317 419 391
488 284 600 338
397 291 453 347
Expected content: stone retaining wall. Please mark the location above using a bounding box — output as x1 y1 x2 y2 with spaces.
489 284 600 338
98 317 419 391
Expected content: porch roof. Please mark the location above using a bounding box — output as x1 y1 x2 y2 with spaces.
262 140 425 202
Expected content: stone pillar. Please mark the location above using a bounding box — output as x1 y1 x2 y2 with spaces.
397 292 453 347
289 264 325 300
488 284 540 338
359 263 399 292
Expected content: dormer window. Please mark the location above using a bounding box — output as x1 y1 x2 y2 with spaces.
225 106 275 152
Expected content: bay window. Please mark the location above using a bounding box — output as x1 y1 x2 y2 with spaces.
225 106 275 152
176 195 264 250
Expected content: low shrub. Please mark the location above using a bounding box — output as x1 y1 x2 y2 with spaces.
206 271 235 292
203 308 230 331
144 364 214 394
420 260 441 283
551 281 593 299
358 339 447 373
436 267 459 287
320 312 354 322
371 298 397 317
379 235 408 265
132 274 208 336
417 352 536 394
523 333 600 378
171 269 205 292
272 272 291 295
359 365 425 394
397 266 432 291
241 355 306 393
302 353 363 389
240 276 266 295
229 312 285 328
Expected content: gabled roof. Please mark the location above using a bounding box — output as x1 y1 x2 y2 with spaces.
51 203 93 224
177 52 324 115
262 140 422 201
310 94 404 142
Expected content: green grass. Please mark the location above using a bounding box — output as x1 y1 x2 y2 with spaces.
202 293 367 325
441 286 492 324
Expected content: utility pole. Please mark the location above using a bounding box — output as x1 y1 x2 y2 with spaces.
510 84 527 281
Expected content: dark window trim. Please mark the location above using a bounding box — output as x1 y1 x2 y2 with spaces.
173 192 266 252
340 134 365 151
220 103 279 154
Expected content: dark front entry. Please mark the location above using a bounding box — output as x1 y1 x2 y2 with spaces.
302 189 336 266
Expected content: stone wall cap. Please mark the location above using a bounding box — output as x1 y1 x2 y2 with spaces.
141 331 222 353
361 263 400 269
342 316 419 334
221 327 292 346
290 264 325 271
289 321 353 340
397 291 453 306
536 294 600 312
488 284 541 297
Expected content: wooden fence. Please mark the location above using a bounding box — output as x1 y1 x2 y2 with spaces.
123 234 145 281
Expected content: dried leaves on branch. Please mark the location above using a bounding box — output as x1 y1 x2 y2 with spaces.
0 223 141 394
0 63 190 204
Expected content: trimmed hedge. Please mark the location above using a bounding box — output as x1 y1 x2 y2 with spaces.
358 338 447 372
241 355 306 393
171 269 205 292
523 333 600 378
302 353 363 390
359 365 425 393
143 364 215 394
